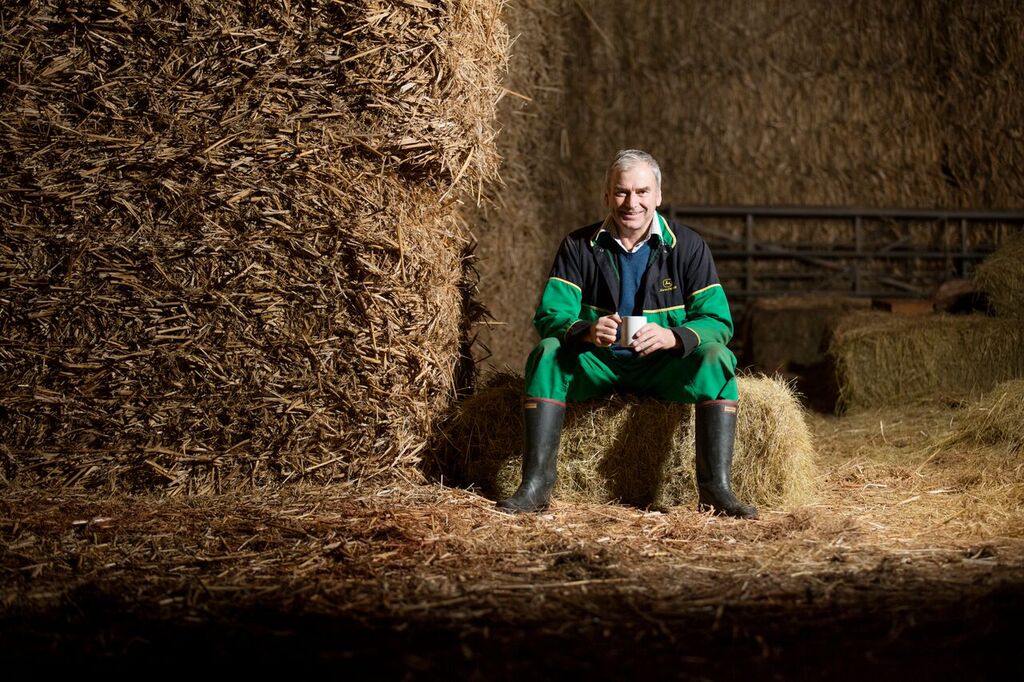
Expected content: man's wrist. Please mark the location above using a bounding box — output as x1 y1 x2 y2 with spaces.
566 320 591 345
670 326 700 356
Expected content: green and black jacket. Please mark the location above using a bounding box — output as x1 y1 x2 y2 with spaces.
533 212 733 356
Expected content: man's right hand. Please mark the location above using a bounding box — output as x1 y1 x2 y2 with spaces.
585 313 622 347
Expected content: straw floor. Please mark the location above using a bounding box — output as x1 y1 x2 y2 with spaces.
2 399 1022 676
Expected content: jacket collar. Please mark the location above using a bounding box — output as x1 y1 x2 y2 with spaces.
590 212 676 249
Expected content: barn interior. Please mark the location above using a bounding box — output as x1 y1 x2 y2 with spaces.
2 1 1023 678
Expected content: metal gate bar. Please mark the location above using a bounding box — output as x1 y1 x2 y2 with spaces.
663 205 1024 301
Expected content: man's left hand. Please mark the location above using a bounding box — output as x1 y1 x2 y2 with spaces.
632 323 680 357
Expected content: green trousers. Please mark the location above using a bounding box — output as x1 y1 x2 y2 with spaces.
524 337 739 404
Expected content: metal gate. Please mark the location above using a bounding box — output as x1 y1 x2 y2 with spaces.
662 205 1024 302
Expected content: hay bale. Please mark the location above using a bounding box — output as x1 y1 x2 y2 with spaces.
946 379 1024 453
828 311 1024 412
0 1 509 492
745 295 871 372
975 233 1024 319
942 3 1024 209
464 0 575 370
439 373 817 511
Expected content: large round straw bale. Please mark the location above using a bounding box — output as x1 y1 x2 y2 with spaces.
439 372 817 511
974 233 1024 319
828 311 1024 412
0 0 508 492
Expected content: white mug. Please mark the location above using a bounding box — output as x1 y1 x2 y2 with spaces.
621 315 647 347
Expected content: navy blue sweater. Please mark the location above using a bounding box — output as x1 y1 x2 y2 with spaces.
611 241 650 357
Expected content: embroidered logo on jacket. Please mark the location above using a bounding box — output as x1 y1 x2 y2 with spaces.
659 278 676 292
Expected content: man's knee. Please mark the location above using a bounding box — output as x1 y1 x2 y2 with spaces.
537 336 563 355
525 336 579 401
674 342 738 402
525 336 565 375
529 336 563 362
690 342 736 371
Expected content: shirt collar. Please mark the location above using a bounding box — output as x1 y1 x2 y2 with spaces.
596 213 663 253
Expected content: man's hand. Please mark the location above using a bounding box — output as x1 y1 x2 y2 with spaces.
585 313 621 347
632 323 680 357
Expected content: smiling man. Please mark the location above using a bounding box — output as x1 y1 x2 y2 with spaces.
497 149 757 519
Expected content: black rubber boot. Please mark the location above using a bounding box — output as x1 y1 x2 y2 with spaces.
496 399 565 514
695 400 758 519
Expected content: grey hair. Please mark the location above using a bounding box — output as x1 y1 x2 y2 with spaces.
605 149 662 192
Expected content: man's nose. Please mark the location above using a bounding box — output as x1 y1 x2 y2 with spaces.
627 192 640 207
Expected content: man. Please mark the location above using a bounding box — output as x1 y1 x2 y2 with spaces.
496 149 757 519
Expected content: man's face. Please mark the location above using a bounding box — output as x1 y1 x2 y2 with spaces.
605 162 662 235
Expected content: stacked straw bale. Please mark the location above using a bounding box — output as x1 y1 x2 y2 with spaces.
974 233 1024 319
562 2 941 219
473 0 1024 370
463 0 574 369
558 0 1024 217
828 311 1024 413
942 4 1024 209
439 373 817 511
0 1 508 491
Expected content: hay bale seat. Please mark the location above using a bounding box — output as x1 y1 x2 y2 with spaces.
439 373 817 512
828 311 1024 412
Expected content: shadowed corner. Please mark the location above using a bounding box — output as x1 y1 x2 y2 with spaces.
421 370 524 501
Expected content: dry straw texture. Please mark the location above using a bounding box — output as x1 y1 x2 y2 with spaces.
463 0 574 369
439 372 817 511
943 379 1024 453
828 311 1024 412
974 232 1024 319
3 401 1024 669
561 0 1024 216
474 0 1024 370
0 0 509 492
